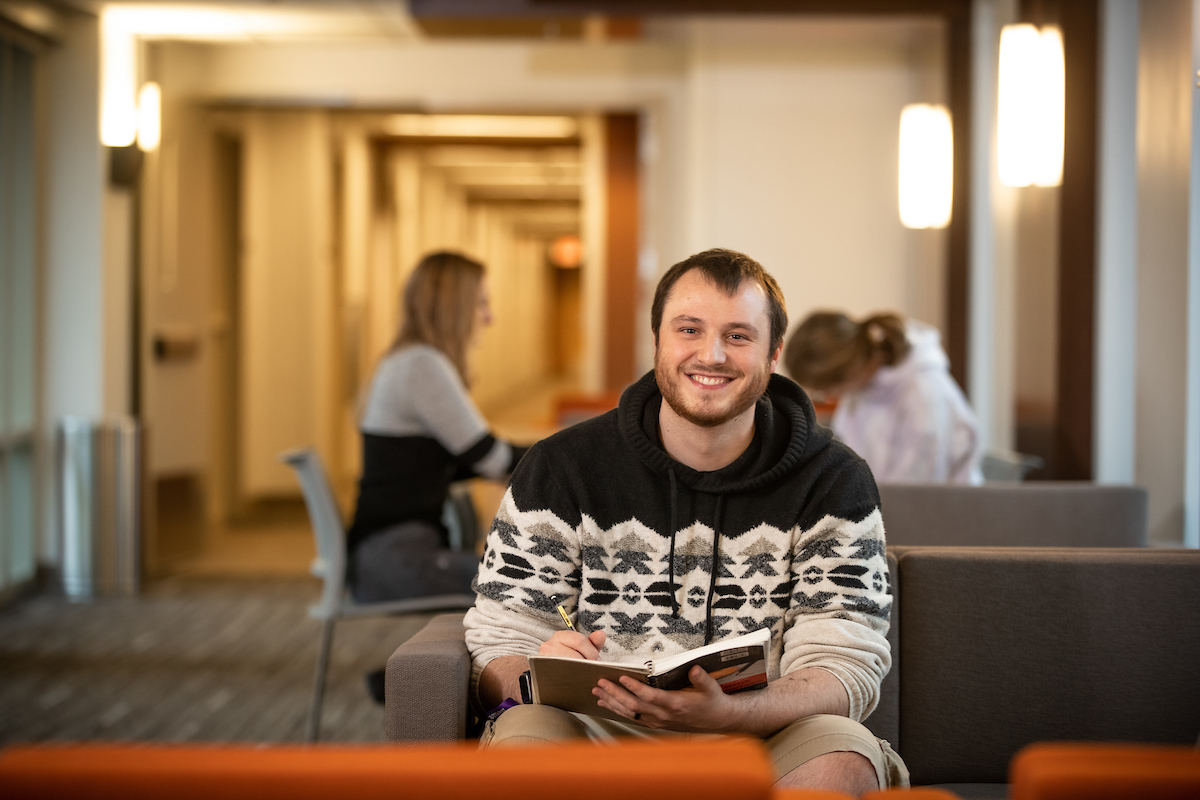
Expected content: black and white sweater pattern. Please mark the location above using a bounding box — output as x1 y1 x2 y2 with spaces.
464 371 892 721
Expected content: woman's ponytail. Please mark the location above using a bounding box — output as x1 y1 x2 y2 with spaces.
860 313 910 366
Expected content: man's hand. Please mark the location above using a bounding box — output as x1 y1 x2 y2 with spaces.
539 629 606 660
478 630 607 710
592 665 735 733
592 666 851 737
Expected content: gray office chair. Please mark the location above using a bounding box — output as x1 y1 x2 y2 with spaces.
281 448 476 742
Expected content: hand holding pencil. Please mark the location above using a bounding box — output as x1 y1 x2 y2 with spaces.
538 595 606 660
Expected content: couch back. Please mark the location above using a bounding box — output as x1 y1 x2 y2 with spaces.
894 547 1200 785
878 483 1148 547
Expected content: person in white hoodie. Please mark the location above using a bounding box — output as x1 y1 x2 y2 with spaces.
784 312 982 484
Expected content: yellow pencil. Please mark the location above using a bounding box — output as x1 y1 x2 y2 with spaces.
553 596 576 631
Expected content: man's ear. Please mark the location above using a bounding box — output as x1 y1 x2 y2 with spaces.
769 342 783 374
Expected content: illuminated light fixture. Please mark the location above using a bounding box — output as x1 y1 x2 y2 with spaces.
549 234 583 268
100 8 137 147
898 103 953 230
997 23 1065 187
99 4 336 147
102 5 247 39
383 115 579 139
137 82 161 151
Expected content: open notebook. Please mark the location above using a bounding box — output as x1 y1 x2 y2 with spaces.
527 627 770 724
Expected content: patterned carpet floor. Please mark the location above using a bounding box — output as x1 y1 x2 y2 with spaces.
0 577 439 745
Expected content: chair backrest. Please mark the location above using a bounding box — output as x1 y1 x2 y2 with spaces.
1010 743 1200 800
281 448 345 619
0 739 782 800
878 482 1148 547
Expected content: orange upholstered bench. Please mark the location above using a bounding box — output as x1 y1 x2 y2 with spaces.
0 738 951 800
1010 742 1200 800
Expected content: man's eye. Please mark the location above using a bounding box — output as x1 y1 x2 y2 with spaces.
680 327 699 335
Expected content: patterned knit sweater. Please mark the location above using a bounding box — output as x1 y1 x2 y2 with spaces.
463 371 892 722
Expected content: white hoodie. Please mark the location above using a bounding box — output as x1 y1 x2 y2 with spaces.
831 320 982 484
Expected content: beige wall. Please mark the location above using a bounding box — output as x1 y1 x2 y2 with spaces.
237 111 338 497
141 43 213 479
1137 0 1193 545
673 18 949 361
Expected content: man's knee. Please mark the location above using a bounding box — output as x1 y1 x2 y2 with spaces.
777 750 879 795
482 704 589 747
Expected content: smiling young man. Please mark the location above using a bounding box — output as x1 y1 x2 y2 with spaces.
463 249 907 794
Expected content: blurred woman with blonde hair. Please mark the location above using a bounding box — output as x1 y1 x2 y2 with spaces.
784 312 981 484
346 251 527 605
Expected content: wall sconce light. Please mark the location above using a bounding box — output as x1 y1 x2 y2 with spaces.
549 234 583 268
898 103 953 230
100 8 137 147
137 82 161 151
998 23 1065 187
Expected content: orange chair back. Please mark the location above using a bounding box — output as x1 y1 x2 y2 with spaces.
0 738 775 800
1010 742 1200 800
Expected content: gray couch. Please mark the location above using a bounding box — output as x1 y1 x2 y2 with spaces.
877 483 1148 547
385 547 1200 799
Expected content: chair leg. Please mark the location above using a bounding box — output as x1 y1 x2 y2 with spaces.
306 618 336 743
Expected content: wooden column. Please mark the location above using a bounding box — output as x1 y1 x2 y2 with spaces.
946 3 974 392
1055 0 1098 479
604 113 640 391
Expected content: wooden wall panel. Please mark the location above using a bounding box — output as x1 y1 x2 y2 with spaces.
1055 0 1098 480
604 113 639 391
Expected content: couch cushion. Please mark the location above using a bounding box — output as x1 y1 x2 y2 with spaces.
878 484 1147 547
897 547 1200 785
863 552 900 749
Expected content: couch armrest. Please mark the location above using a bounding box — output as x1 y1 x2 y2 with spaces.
385 612 471 741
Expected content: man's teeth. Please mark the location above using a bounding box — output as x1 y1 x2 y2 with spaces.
692 375 730 386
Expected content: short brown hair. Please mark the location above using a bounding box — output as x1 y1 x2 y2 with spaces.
651 248 788 354
391 251 485 382
784 312 910 390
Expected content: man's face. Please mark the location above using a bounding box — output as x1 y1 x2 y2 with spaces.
654 269 781 428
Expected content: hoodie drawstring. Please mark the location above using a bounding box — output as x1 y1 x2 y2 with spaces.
667 468 679 617
703 494 725 645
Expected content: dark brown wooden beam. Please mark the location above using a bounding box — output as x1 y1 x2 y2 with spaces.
1054 0 1098 479
946 6 973 393
605 113 640 391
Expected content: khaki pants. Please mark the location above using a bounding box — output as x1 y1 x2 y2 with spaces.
481 704 909 789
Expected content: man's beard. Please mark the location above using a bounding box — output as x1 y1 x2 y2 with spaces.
654 353 771 428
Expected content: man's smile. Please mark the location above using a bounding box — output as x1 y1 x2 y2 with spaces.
687 372 736 387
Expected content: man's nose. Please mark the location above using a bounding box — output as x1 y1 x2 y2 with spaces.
698 334 727 364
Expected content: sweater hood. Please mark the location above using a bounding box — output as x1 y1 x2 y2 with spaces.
618 369 830 493
618 369 831 640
